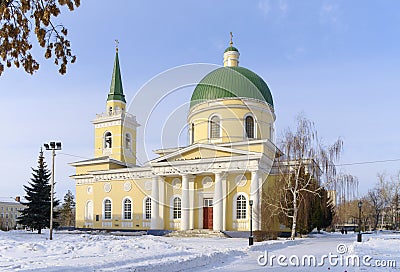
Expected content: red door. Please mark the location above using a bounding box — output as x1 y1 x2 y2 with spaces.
203 207 213 229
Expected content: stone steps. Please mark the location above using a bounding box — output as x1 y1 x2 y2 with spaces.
166 229 229 238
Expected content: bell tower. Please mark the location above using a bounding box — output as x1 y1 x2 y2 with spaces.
92 43 139 165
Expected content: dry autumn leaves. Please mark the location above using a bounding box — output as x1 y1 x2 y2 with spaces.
0 0 80 75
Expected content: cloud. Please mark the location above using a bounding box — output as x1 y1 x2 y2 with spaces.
279 0 288 14
320 2 340 25
258 0 288 16
258 0 271 15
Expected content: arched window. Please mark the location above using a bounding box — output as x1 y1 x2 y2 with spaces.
108 107 113 115
85 200 93 220
245 115 255 139
210 116 220 139
173 197 181 219
123 198 132 220
104 132 112 148
236 195 247 219
145 198 151 220
104 199 112 220
125 133 131 149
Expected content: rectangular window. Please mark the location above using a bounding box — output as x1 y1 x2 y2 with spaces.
124 200 132 220
104 200 112 220
173 198 181 219
145 199 151 220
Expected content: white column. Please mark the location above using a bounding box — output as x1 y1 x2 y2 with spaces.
181 174 190 231
151 176 160 229
189 176 195 230
158 176 165 229
222 176 227 231
250 170 261 231
213 172 223 231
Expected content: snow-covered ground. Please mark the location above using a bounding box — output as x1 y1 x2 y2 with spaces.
0 230 398 271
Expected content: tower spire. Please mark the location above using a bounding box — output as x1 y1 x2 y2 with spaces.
223 32 240 67
107 43 126 103
115 39 119 53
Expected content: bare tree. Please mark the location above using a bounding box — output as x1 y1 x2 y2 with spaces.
264 116 343 239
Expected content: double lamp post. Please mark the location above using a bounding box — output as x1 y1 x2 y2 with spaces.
43 142 62 240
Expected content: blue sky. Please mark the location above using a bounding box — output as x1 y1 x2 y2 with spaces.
1 0 400 200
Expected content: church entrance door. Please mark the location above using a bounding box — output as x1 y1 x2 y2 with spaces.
203 198 213 229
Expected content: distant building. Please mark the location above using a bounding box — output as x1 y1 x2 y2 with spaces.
0 197 26 230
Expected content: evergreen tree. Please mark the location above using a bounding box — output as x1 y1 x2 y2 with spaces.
18 149 59 234
59 190 75 227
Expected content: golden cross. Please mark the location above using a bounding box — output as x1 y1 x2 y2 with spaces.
115 39 119 52
229 32 233 47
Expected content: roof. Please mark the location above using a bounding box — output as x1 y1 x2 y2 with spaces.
190 66 274 108
107 52 126 103
224 46 239 53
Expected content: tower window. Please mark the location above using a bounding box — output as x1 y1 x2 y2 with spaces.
245 115 255 139
125 133 131 149
145 197 151 220
123 198 132 220
173 197 181 219
108 107 113 115
210 116 220 139
104 132 112 148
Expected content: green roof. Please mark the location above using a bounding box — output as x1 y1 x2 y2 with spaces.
107 52 126 103
190 66 274 108
224 46 239 53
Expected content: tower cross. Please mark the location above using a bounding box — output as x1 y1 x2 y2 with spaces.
230 32 233 47
115 39 119 52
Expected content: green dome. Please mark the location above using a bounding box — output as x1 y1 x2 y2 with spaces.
190 66 274 108
224 46 239 53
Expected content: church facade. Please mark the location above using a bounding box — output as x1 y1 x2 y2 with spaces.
71 38 279 232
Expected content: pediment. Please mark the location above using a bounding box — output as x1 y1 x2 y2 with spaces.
150 143 257 163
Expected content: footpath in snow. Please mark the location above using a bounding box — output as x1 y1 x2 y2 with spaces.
0 230 398 271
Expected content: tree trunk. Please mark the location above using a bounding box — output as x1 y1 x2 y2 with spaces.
291 193 298 240
38 228 42 234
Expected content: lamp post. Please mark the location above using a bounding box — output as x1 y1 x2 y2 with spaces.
357 200 363 242
249 200 254 246
44 142 62 240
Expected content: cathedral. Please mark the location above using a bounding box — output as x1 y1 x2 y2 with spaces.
70 37 279 233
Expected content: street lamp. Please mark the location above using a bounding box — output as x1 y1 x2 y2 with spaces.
249 200 254 246
357 200 363 242
44 141 62 240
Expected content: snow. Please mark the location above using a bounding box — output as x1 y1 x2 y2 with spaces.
0 230 398 271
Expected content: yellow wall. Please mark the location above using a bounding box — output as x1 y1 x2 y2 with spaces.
188 99 275 147
75 163 125 175
75 178 151 230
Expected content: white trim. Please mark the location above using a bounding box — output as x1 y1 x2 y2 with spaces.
201 176 213 188
121 196 133 220
149 142 256 163
188 97 275 120
172 178 181 189
102 197 112 220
